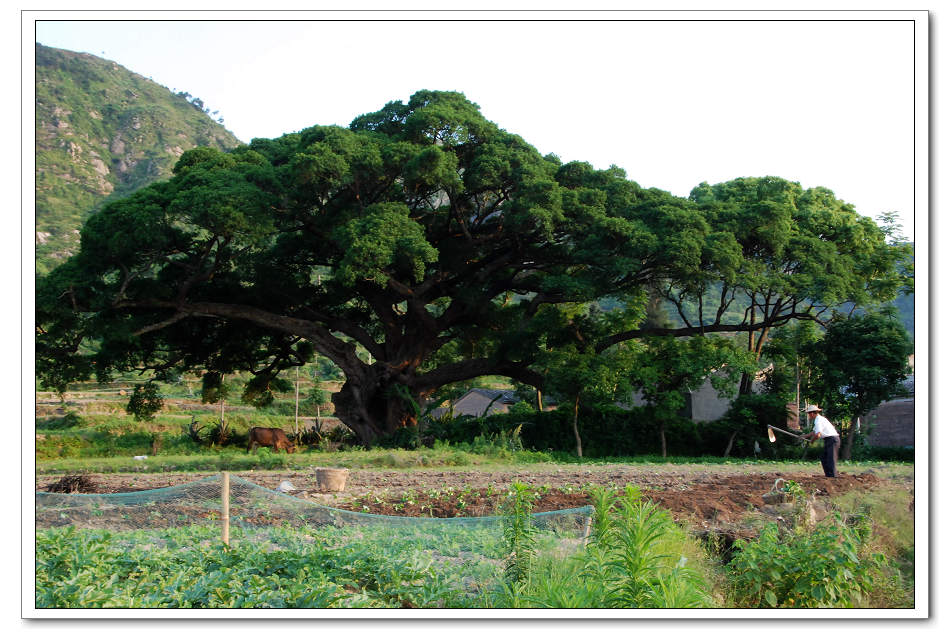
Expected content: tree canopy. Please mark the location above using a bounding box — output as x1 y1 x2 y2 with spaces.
802 311 913 458
36 90 911 444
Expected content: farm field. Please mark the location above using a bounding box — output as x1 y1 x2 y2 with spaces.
35 463 908 527
34 459 916 610
33 383 918 611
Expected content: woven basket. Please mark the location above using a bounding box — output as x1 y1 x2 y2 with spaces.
762 492 793 505
313 467 349 492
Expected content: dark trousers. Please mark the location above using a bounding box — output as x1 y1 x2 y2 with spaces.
820 436 840 477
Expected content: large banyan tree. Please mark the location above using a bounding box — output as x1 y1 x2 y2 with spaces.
36 91 911 444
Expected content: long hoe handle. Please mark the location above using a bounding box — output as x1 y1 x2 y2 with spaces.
768 424 807 440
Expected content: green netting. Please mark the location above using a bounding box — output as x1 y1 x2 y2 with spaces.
36 475 592 565
37 475 225 532
36 474 591 532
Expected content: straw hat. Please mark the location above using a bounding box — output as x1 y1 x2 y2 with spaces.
805 404 822 413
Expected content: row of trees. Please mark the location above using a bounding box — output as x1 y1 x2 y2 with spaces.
36 90 913 449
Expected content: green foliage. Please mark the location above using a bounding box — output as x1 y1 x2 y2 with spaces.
35 482 912 610
712 392 795 455
35 524 476 608
803 312 913 424
689 177 911 312
36 412 85 431
36 87 912 446
200 373 232 405
376 424 422 450
758 322 821 417
502 483 537 585
828 486 915 607
633 336 753 416
384 384 421 419
335 203 439 286
428 405 716 458
728 517 887 608
125 381 164 421
241 375 293 408
583 485 709 607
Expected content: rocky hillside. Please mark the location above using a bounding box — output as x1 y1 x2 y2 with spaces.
35 43 243 275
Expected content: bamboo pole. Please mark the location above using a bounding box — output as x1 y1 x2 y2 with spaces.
582 515 592 546
221 471 230 547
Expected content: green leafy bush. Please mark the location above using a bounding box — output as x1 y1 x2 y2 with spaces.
126 382 164 421
728 517 886 608
36 412 85 431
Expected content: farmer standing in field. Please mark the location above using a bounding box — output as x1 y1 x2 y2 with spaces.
804 404 840 478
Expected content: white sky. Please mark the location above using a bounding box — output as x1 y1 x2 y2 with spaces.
32 15 920 240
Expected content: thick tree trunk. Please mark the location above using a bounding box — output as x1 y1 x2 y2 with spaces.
330 369 421 445
327 350 544 446
572 394 583 458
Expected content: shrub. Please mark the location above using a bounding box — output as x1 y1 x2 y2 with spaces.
36 435 85 459
126 381 164 421
852 446 915 462
728 516 886 608
37 412 85 431
425 405 706 457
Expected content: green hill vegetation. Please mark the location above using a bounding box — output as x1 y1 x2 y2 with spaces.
35 43 242 275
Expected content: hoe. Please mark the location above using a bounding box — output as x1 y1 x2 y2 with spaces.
766 424 808 444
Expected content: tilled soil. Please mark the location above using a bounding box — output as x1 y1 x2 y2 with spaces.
35 465 888 533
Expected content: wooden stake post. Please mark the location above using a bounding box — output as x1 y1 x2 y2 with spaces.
221 471 230 546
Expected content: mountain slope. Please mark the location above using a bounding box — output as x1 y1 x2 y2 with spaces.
35 43 243 274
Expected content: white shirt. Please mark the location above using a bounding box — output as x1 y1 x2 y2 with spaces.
811 414 838 438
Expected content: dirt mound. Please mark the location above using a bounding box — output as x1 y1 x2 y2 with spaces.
44 474 99 494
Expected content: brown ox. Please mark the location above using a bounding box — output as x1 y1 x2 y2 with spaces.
246 427 296 453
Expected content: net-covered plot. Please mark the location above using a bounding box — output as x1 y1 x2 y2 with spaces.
35 475 592 608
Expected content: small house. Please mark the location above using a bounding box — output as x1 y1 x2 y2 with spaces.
430 388 519 419
861 371 915 448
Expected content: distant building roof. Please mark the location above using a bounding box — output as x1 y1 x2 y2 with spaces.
430 388 519 419
467 388 517 403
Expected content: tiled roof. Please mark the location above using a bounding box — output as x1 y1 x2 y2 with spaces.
467 388 517 403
